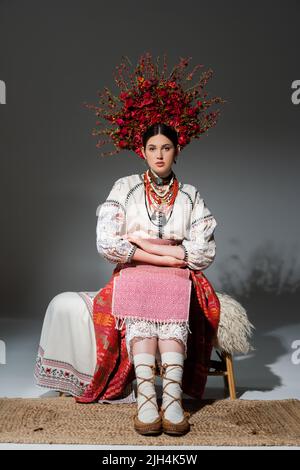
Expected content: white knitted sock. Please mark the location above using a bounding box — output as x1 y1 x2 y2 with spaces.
161 351 185 424
133 353 159 424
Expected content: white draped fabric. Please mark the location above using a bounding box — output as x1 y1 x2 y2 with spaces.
34 291 136 403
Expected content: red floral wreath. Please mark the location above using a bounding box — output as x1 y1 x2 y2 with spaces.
83 52 227 159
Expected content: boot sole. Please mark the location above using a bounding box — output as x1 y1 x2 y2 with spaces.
134 415 162 435
161 411 190 436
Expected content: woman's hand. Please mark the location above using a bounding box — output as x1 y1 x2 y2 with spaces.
157 255 188 268
123 234 188 267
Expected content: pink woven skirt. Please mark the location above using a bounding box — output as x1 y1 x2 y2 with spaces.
112 239 192 327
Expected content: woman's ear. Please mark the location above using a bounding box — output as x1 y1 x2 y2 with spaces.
141 146 146 160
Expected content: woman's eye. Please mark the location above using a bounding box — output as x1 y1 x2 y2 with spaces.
148 147 170 151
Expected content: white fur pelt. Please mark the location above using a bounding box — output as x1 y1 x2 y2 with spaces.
212 292 255 354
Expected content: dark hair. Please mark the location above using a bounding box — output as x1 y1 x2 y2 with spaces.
142 123 179 149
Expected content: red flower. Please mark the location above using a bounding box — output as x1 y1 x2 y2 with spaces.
125 97 134 108
178 134 188 146
187 107 197 116
120 91 129 101
168 81 177 89
158 89 167 98
143 80 152 89
119 140 128 148
120 127 128 136
139 92 153 107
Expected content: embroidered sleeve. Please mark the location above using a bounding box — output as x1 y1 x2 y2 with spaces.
180 190 218 271
96 178 137 264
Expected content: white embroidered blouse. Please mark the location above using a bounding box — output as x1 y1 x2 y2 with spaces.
96 173 218 271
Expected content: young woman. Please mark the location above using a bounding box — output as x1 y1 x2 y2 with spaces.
35 54 223 437
92 122 219 436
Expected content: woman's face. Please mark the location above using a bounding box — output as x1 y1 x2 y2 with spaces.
141 134 179 178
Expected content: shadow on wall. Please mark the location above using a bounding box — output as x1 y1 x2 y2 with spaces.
217 239 300 392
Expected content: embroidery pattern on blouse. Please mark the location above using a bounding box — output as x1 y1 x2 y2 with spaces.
181 190 217 270
96 178 137 264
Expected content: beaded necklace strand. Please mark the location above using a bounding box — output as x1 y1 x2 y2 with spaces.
143 169 179 226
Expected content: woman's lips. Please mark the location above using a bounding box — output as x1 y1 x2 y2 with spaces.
156 162 165 166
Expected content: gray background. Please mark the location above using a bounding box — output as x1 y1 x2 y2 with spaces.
0 0 299 399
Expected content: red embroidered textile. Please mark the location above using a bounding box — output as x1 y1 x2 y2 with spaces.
75 265 220 404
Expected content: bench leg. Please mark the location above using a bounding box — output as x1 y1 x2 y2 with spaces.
224 353 237 399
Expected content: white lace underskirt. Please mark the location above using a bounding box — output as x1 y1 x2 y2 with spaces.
125 318 189 364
